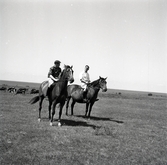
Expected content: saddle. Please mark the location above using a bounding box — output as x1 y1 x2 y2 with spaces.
41 81 58 97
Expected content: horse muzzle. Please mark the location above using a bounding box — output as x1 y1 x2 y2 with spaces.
102 88 107 92
69 78 74 84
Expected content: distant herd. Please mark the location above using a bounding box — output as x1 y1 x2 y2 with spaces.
0 85 154 97
0 86 39 94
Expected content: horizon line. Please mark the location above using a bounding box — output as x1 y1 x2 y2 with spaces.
0 79 166 95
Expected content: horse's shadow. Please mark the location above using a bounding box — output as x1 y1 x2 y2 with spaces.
61 119 96 128
40 117 96 128
75 115 124 124
40 114 124 127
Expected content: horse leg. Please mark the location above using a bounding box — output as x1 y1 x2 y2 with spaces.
50 99 57 126
58 100 66 126
85 102 89 117
48 99 52 120
88 102 94 119
71 99 76 116
66 96 71 116
38 96 44 122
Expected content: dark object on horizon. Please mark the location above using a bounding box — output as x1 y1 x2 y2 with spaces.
8 87 16 93
0 87 7 91
66 76 107 118
30 88 39 94
148 93 153 96
15 88 27 94
29 65 74 126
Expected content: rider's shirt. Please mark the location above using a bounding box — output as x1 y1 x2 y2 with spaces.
48 66 61 78
79 71 90 84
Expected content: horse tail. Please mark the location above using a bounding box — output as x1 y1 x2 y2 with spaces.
29 96 39 104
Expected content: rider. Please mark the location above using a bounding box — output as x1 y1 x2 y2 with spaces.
41 60 62 97
48 60 62 87
79 65 91 102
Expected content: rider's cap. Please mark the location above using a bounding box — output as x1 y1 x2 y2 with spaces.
54 60 61 64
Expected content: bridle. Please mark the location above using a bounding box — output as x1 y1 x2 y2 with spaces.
60 66 74 83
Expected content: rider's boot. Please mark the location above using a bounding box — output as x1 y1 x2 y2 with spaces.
83 90 88 102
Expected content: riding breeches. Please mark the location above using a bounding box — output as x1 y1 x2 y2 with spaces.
48 78 54 87
81 83 87 91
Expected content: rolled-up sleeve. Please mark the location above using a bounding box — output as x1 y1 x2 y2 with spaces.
48 68 53 78
79 72 83 80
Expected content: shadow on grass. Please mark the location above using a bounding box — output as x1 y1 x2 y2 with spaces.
61 119 96 129
40 117 97 128
75 115 124 124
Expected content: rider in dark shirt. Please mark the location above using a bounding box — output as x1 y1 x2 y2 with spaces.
48 60 62 87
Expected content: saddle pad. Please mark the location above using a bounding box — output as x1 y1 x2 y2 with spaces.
41 80 49 96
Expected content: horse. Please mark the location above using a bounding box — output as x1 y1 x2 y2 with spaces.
30 88 39 94
29 65 74 126
15 88 27 95
66 76 107 118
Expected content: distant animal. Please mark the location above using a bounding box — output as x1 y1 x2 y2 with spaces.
0 87 7 91
29 65 74 126
15 88 27 94
148 93 153 96
30 88 39 94
66 76 107 118
8 87 16 93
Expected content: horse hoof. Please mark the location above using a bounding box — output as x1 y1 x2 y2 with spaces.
50 122 53 126
58 122 61 127
38 118 41 122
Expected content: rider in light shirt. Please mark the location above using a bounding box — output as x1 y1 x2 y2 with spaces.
79 65 91 101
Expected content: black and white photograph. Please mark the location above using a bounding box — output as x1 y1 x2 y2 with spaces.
0 0 167 164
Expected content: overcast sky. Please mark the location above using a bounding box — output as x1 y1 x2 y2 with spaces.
0 0 166 93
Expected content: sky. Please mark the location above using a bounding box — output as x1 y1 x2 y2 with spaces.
0 0 167 93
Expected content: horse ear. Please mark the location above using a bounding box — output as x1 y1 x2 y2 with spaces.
99 76 101 79
105 77 107 80
71 65 73 69
64 65 66 69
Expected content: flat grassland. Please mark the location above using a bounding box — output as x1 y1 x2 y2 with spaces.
0 86 167 165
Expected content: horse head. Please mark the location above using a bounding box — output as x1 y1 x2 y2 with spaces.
62 65 74 83
99 76 107 92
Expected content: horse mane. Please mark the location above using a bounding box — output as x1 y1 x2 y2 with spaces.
89 77 106 88
89 79 100 87
59 65 71 79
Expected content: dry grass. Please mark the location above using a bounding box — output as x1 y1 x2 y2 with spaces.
0 90 167 165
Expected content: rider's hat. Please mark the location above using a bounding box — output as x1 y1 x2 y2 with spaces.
54 60 61 64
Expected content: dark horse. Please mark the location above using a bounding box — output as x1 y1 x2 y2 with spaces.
66 76 107 118
29 65 74 126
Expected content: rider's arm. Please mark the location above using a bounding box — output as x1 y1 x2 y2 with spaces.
80 79 87 84
80 72 86 84
49 75 59 81
48 67 53 78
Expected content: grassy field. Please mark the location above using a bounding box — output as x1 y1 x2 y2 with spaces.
0 86 167 165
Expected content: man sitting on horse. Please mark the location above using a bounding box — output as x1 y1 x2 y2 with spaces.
79 65 91 102
42 60 61 96
48 60 62 87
